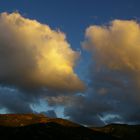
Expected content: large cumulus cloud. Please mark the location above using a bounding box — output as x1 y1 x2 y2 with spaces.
0 12 84 91
0 12 85 114
64 20 140 126
84 20 140 74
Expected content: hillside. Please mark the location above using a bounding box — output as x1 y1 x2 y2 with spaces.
0 114 139 140
0 114 79 127
91 123 140 140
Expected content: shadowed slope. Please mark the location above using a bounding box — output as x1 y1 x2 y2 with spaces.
91 124 140 140
0 114 118 140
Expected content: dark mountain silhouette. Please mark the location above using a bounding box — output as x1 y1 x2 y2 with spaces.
91 123 140 140
0 114 139 140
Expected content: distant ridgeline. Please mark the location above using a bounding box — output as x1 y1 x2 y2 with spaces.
0 114 139 140
0 114 79 127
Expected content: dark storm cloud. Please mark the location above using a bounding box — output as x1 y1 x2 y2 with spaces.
64 94 106 126
64 75 140 126
0 86 34 113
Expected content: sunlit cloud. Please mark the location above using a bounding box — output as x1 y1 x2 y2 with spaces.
84 20 140 74
0 12 84 92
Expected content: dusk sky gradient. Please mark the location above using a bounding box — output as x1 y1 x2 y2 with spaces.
0 0 140 126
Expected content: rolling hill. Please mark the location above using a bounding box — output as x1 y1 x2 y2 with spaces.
0 114 139 140
91 123 140 140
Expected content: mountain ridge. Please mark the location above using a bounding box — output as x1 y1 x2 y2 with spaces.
0 113 80 127
0 114 139 140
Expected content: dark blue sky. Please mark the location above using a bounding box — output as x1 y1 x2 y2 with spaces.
0 0 140 50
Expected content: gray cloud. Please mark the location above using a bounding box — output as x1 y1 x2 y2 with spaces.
0 86 35 113
41 110 57 118
64 20 140 126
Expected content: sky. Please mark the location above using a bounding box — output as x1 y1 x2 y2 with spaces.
0 0 140 126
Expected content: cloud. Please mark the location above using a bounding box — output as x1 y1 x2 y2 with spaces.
0 86 35 113
41 110 57 118
83 20 140 99
64 94 106 126
46 95 74 106
64 20 140 126
0 12 84 92
0 12 85 115
84 20 140 74
1 13 140 126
